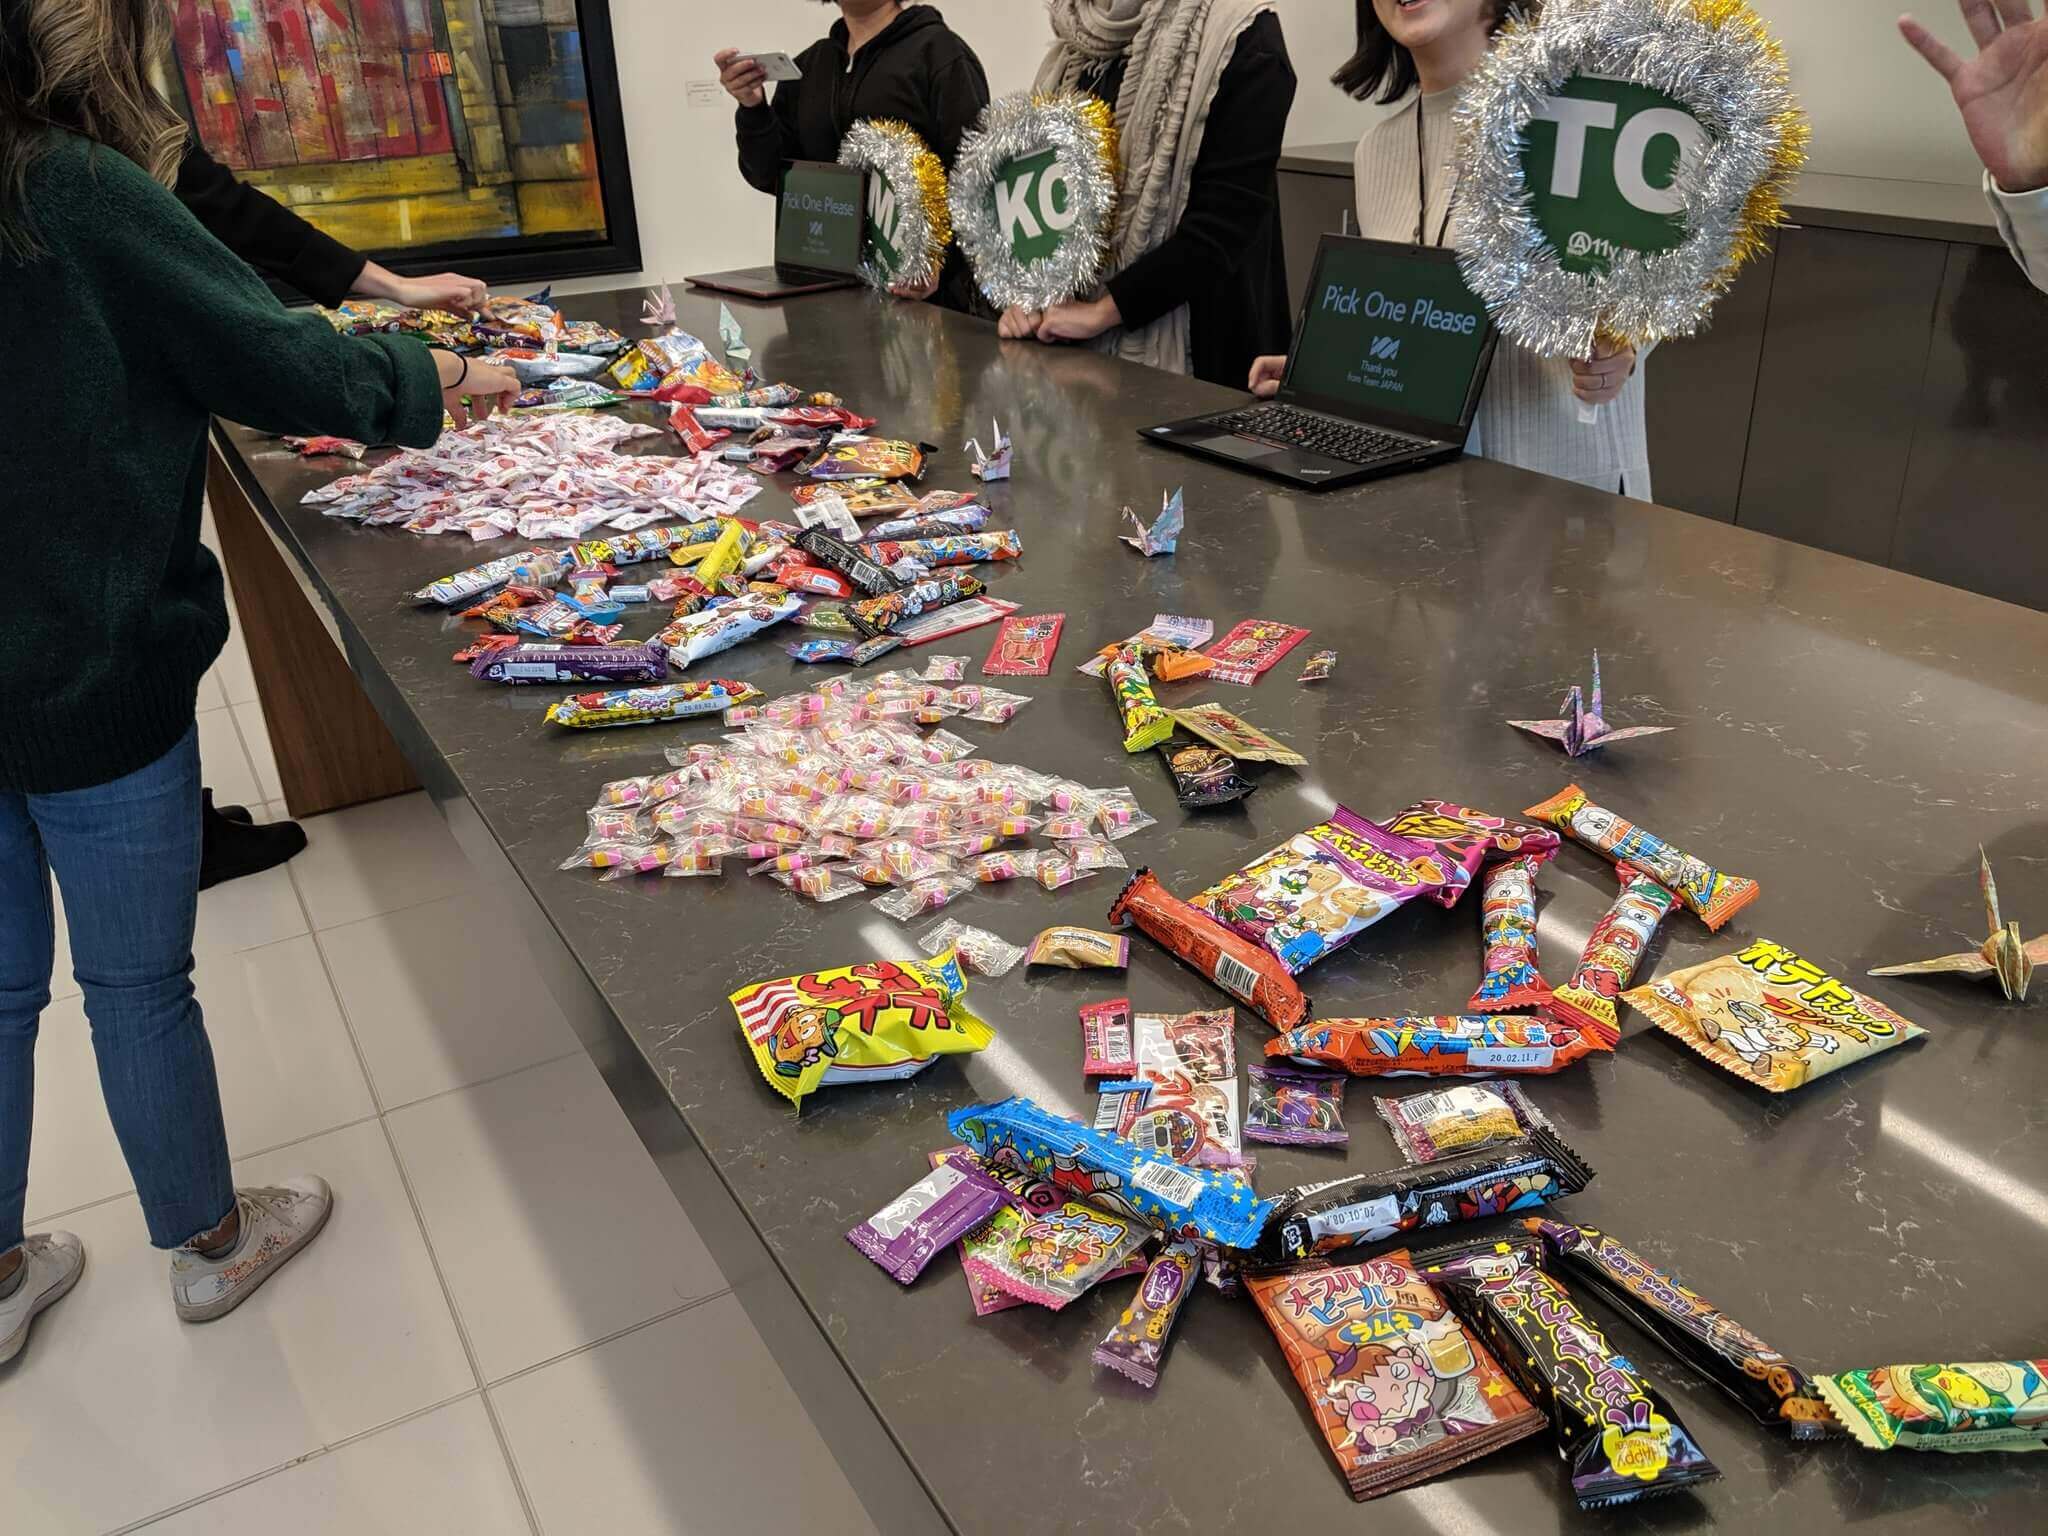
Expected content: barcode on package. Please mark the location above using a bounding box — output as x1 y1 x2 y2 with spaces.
1131 1159 1204 1206
1211 951 1260 1004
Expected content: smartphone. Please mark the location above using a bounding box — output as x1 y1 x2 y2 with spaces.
740 51 804 82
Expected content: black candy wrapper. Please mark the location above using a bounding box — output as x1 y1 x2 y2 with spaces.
1416 1233 1721 1509
1250 1126 1593 1268
793 527 902 598
1156 735 1255 809
1525 1218 1838 1440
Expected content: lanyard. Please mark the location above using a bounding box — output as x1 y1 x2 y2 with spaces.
1415 103 1455 249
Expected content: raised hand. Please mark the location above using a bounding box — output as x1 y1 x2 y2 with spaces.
1900 1 2048 191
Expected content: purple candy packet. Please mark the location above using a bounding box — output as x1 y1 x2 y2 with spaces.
848 1158 1011 1285
1093 1238 1201 1389
1244 1064 1349 1147
469 640 668 684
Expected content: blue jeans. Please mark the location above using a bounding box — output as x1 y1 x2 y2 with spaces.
0 727 235 1252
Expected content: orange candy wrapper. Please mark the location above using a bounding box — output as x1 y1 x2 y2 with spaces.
1248 1250 1544 1500
1107 869 1311 1030
1524 784 1759 932
1266 1014 1612 1077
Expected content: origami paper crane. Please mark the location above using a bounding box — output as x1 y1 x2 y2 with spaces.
1120 487 1183 557
965 418 1013 481
641 284 676 330
1507 651 1673 757
718 302 752 367
1870 848 2047 1003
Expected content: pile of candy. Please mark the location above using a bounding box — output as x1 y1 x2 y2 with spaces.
323 290 628 358
306 414 762 540
561 662 1155 924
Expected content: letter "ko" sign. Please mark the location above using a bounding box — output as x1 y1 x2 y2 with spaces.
993 148 1077 264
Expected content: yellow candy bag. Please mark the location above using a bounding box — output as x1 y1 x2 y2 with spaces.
731 947 992 1105
1622 939 1927 1092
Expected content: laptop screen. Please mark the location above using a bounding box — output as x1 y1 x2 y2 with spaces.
1284 239 1494 434
775 162 864 274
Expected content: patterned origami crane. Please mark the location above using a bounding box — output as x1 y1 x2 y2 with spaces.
640 283 676 330
1507 651 1673 757
965 418 1013 481
1120 487 1183 557
1870 848 2047 1003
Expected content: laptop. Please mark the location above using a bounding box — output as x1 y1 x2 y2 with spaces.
687 161 867 299
1142 235 1499 490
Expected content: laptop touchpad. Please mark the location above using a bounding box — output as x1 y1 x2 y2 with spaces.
1203 433 1287 463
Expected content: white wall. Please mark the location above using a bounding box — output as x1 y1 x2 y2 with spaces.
580 0 1985 291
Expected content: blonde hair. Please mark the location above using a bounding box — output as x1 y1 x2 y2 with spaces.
0 0 188 259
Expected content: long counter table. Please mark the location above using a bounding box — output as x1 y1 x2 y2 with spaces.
208 287 2048 1533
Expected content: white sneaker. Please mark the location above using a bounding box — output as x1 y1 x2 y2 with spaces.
0 1232 86 1366
170 1177 333 1324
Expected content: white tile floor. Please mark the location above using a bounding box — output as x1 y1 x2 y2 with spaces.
3 596 878 1533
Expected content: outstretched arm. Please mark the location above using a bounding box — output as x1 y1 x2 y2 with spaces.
1901 1 2048 289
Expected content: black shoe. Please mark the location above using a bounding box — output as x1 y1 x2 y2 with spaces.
200 795 307 890
205 789 255 826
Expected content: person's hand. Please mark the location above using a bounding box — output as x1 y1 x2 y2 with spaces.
1248 354 1287 398
354 261 486 316
997 304 1043 339
1570 337 1637 406
714 48 768 109
1901 2 2048 192
431 352 521 429
1035 295 1120 342
888 266 942 302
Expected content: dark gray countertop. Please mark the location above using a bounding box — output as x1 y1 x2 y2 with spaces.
1281 139 2006 246
220 287 2048 1533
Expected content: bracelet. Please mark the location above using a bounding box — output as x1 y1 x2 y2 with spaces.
453 353 470 392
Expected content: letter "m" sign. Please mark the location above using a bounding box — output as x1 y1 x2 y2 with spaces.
865 174 903 277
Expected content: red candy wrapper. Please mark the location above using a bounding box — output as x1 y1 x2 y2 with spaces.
1080 998 1134 1076
1468 854 1553 1012
1204 618 1311 685
1549 863 1678 1039
668 403 729 455
1268 1014 1613 1077
982 612 1064 676
1108 869 1312 1031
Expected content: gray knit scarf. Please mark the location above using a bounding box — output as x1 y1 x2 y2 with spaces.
1037 0 1275 375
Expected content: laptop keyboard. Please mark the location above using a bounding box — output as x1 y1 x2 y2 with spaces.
1208 404 1423 466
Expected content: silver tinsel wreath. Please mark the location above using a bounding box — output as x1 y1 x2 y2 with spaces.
838 119 950 293
1454 0 1804 357
947 91 1118 311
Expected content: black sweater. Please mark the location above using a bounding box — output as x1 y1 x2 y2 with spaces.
175 141 366 306
735 4 989 314
2 136 443 795
1085 11 1297 388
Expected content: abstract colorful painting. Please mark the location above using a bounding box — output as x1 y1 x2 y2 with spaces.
164 0 637 277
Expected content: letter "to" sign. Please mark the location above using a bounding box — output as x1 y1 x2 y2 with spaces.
1530 96 1707 216
996 162 1077 244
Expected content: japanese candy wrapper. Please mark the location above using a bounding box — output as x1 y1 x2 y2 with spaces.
1527 1219 1838 1440
929 1147 1149 1316
946 1097 1276 1251
1267 1013 1612 1078
1379 798 1562 910
1108 870 1311 1031
1814 1361 2048 1452
1524 783 1759 931
729 949 992 1106
1093 1238 1202 1390
1190 807 1449 975
1250 1128 1593 1268
847 1157 1012 1285
955 1196 1150 1311
1622 939 1928 1092
1416 1235 1721 1508
1548 863 1678 1041
1247 1250 1545 1500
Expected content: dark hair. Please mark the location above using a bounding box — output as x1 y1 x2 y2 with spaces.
1332 1 1529 106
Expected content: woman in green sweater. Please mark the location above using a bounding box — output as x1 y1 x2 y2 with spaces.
0 0 518 1360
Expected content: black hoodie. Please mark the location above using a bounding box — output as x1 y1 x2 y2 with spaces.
735 5 990 314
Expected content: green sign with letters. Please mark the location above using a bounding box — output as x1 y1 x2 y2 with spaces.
1518 75 1709 275
991 147 1077 265
864 174 903 278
